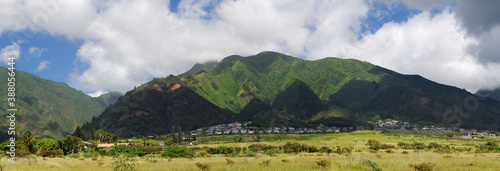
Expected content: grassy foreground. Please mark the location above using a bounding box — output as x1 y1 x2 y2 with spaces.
2 131 499 170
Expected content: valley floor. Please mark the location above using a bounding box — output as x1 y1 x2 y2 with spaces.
2 131 499 170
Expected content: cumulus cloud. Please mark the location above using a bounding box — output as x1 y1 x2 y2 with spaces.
36 60 51 71
454 1 500 65
29 47 46 57
0 0 498 93
0 43 21 65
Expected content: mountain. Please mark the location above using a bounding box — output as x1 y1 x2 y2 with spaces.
0 67 105 140
93 91 122 109
476 88 500 101
84 52 500 137
178 61 218 76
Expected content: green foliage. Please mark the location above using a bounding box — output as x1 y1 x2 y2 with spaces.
21 130 37 153
367 139 395 150
74 126 87 141
61 135 82 155
262 159 271 167
35 138 60 151
161 147 194 158
0 67 104 140
360 159 382 171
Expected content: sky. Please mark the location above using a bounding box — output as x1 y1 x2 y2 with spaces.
1 0 499 97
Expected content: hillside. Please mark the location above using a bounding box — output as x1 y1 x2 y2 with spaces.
85 52 500 137
178 61 218 76
476 88 500 101
93 91 122 109
0 67 105 140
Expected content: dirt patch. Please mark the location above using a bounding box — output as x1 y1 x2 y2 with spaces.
119 111 151 122
169 84 181 92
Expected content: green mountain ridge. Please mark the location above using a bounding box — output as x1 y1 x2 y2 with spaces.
0 67 105 140
93 91 122 109
84 52 500 137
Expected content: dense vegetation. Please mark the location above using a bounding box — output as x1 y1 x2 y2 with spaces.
0 67 105 141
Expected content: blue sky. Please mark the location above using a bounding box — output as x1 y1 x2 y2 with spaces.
1 0 499 96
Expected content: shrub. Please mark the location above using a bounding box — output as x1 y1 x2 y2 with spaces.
37 150 63 158
196 162 211 171
135 150 145 157
68 153 81 158
367 139 395 150
262 159 271 167
281 159 289 163
226 158 235 165
402 151 409 154
361 159 382 171
316 159 331 168
197 151 209 157
409 162 436 171
265 150 276 157
161 148 194 158
111 156 136 171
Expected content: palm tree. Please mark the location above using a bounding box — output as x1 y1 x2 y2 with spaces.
21 130 37 153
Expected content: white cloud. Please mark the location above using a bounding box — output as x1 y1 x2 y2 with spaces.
0 43 21 65
36 60 51 71
87 90 109 98
343 10 500 92
0 0 498 93
29 47 46 57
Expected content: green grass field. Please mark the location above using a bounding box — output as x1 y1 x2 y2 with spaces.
3 131 499 170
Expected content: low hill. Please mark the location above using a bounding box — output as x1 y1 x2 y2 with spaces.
0 67 105 140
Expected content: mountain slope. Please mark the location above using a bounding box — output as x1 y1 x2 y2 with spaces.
85 52 500 136
178 61 218 76
0 67 104 140
93 91 122 109
476 88 500 101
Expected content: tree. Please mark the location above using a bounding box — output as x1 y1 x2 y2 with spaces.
177 126 183 143
95 130 113 143
75 126 87 141
61 135 82 154
20 130 37 153
89 122 95 140
171 126 177 143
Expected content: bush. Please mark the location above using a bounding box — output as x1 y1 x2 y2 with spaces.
262 159 271 167
226 158 235 165
37 150 63 158
361 159 382 171
112 156 136 171
196 162 211 171
367 139 395 150
68 153 81 158
409 162 436 171
161 148 194 158
316 159 331 168
136 150 145 157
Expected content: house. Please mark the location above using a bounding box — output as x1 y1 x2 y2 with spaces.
223 130 230 134
98 144 115 150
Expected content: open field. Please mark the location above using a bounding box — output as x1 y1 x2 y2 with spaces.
2 131 499 170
